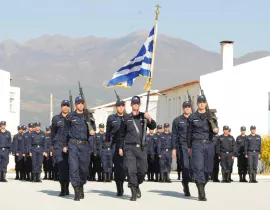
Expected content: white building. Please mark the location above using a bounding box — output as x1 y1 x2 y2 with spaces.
200 41 270 137
0 69 21 135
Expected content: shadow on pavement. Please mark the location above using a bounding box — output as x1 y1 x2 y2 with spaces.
89 190 130 200
149 190 197 200
39 190 73 200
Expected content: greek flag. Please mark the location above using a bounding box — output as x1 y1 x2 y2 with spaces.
106 27 154 88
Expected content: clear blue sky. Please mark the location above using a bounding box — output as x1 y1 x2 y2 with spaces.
0 0 269 57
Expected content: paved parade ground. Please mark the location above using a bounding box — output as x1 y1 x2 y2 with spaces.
1 174 269 210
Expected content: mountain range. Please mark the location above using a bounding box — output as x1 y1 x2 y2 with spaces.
0 30 269 126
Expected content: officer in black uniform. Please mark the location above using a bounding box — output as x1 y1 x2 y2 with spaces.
0 121 12 182
245 125 261 183
187 96 218 201
146 129 155 181
216 126 236 183
30 122 47 182
228 128 234 182
67 96 95 201
236 126 248 182
153 125 162 182
158 123 176 183
13 125 25 180
119 96 156 201
93 124 105 182
51 100 71 195
24 123 34 181
212 132 220 182
12 126 23 180
106 99 126 196
172 101 192 196
43 126 51 180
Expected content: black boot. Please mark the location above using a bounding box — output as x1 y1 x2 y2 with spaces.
221 172 226 183
229 173 233 182
19 171 23 180
239 173 243 182
79 185 84 199
1 172 7 182
159 173 164 182
182 182 191 196
130 187 137 201
120 181 124 195
249 173 253 183
31 172 34 182
136 186 141 198
177 171 181 180
196 183 207 201
253 173 258 183
111 172 114 181
154 173 159 182
92 172 96 181
73 186 80 201
15 171 19 180
0 171 2 182
116 182 122 196
66 182 70 195
43 171 48 180
165 173 172 183
103 173 107 182
243 173 248 182
226 173 231 183
150 172 154 181
32 173 36 182
106 173 111 182
97 172 102 182
59 181 66 196
147 173 151 181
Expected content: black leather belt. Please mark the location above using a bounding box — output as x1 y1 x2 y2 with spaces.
193 140 211 144
69 139 89 145
102 146 111 150
125 143 141 148
162 149 171 152
248 150 259 153
32 145 41 148
1 148 8 150
222 151 233 154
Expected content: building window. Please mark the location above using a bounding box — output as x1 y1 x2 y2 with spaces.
9 92 15 112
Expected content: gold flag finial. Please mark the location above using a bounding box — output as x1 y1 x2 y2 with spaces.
155 4 161 20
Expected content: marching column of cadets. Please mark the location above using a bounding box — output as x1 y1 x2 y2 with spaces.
0 95 262 202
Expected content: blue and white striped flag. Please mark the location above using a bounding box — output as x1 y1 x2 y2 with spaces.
106 27 154 88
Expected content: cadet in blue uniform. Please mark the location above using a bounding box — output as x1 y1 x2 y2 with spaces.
228 128 234 182
245 125 261 183
236 126 248 182
216 126 236 183
24 123 34 181
46 127 54 180
158 123 176 183
43 126 52 180
153 125 162 182
93 124 105 182
12 125 25 180
119 96 156 201
146 129 155 181
187 96 218 201
21 125 27 180
106 99 126 196
67 96 94 201
30 122 47 182
51 100 70 195
0 121 12 182
172 101 193 196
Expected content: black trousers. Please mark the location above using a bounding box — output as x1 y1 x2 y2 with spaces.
220 153 233 173
113 146 126 182
247 152 259 173
237 153 248 174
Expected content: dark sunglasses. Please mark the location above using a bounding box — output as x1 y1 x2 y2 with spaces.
116 105 125 107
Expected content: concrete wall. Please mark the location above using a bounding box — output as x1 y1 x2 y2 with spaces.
0 70 10 122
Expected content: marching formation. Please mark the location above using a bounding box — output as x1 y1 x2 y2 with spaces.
0 92 262 202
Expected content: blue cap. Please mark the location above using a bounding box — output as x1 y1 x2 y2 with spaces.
46 126 50 131
182 101 191 107
22 125 27 130
116 99 125 106
28 123 34 128
240 126 246 131
157 125 162 129
223 125 229 130
17 125 22 130
99 123 105 128
164 123 170 128
61 100 70 106
250 125 256 130
0 121 6 126
131 96 141 104
197 95 207 103
35 122 41 127
75 96 84 104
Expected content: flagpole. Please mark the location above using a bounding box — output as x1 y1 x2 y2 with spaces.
141 4 160 150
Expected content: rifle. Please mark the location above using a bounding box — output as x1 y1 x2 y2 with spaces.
69 90 74 112
114 90 126 114
78 81 94 131
187 90 194 113
199 84 218 130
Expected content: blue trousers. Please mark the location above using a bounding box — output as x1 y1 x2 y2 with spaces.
113 145 126 182
247 152 259 173
180 147 193 182
31 148 44 173
192 142 214 184
101 148 113 173
54 143 69 181
68 143 90 187
159 150 172 173
0 149 9 172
